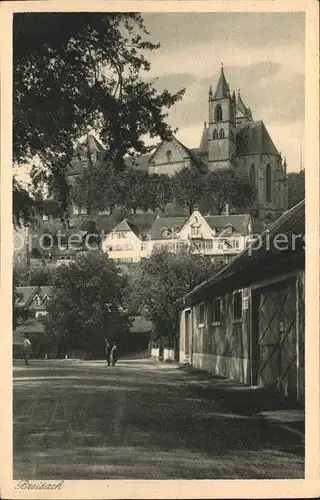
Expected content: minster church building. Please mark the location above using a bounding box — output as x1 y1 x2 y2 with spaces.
67 66 288 221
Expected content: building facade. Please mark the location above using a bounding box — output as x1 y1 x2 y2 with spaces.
101 219 148 263
177 200 305 401
101 209 259 265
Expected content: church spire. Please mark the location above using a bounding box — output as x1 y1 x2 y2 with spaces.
213 63 230 99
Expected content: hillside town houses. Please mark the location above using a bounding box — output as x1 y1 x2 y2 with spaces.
102 209 259 265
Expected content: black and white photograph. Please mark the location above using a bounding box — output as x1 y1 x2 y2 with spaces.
1 1 319 498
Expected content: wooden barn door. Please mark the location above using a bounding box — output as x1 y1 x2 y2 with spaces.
257 280 297 398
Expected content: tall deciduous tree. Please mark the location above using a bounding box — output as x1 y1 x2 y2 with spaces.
172 167 205 214
205 169 255 214
150 173 173 213
71 161 125 215
122 168 150 214
44 252 132 358
13 13 185 224
126 248 216 340
287 170 305 209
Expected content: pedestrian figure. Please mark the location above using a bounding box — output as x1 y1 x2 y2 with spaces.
110 342 118 366
23 334 31 365
104 338 112 366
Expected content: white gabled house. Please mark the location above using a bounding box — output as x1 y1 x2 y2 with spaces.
102 209 259 265
101 219 147 263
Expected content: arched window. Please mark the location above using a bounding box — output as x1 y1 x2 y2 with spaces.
215 104 223 122
266 164 272 202
249 164 256 187
213 129 218 140
166 150 172 162
219 128 225 139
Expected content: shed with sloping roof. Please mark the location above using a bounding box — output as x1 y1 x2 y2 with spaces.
176 201 305 401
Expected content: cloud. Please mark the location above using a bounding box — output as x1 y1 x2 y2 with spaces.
143 13 305 51
146 61 304 133
151 72 196 93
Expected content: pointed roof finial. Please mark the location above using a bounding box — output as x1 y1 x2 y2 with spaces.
283 157 287 172
213 65 230 99
204 121 207 129
209 85 213 96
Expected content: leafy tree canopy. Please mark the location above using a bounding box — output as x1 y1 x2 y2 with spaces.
13 12 185 223
205 168 256 215
71 159 174 215
172 167 206 214
44 251 132 357
126 248 216 340
287 170 305 209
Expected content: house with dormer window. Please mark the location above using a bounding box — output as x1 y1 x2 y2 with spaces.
14 286 53 320
102 208 258 265
147 208 255 265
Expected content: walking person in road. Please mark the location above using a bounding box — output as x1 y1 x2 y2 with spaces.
104 338 112 366
23 334 31 365
110 342 118 366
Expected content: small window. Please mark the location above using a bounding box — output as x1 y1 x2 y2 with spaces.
219 128 225 139
212 298 221 324
205 240 213 250
217 239 224 250
198 302 205 327
231 239 240 249
233 291 243 320
215 104 223 122
191 227 201 236
34 295 41 307
166 150 172 162
161 227 171 238
108 246 113 252
42 295 50 304
266 164 272 202
213 129 218 140
250 164 256 187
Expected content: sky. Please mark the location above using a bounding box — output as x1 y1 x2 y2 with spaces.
141 12 305 172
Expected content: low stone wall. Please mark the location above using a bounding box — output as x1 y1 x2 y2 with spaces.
179 350 190 364
163 348 175 362
151 347 159 358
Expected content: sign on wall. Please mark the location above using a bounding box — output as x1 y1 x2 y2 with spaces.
243 296 249 310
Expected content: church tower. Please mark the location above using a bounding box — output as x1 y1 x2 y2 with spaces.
207 65 236 170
